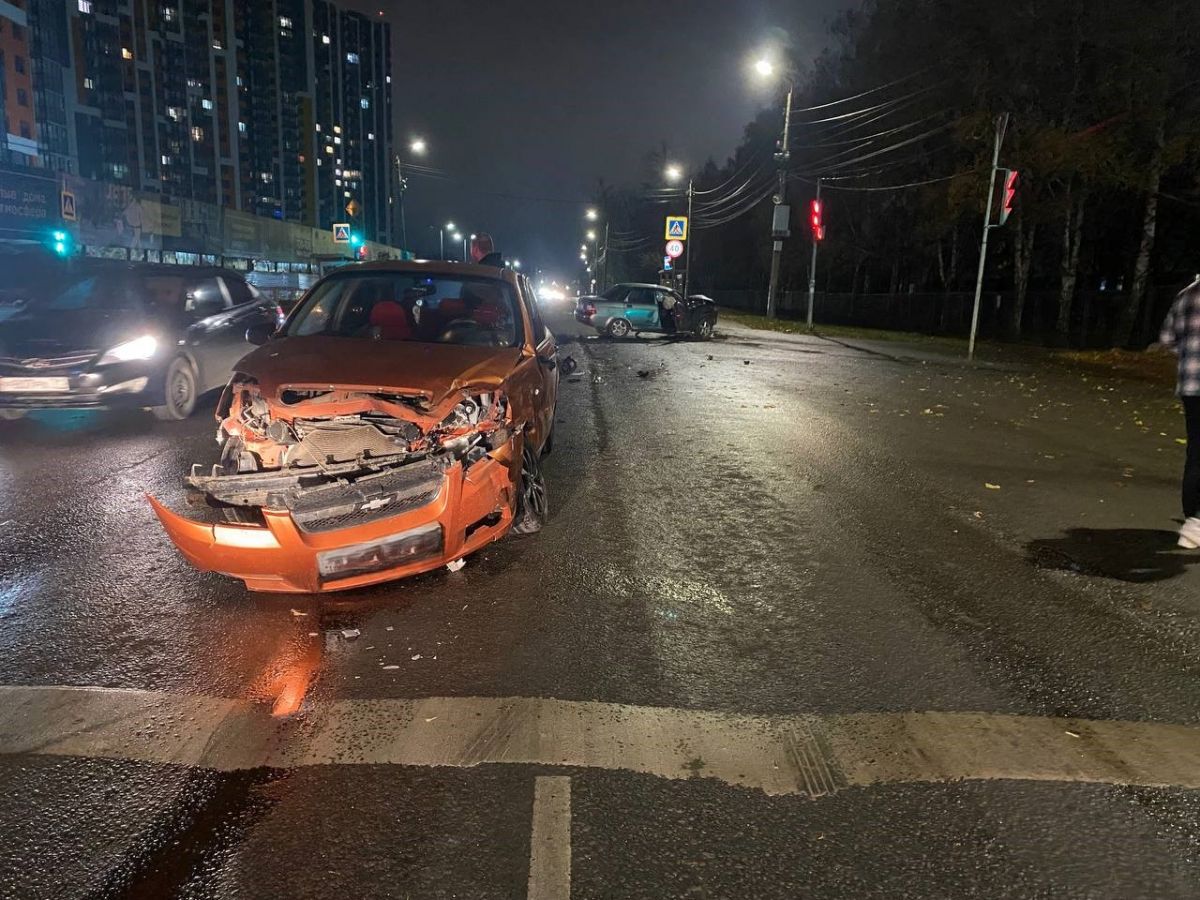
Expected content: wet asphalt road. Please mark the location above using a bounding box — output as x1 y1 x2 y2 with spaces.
1 308 1198 899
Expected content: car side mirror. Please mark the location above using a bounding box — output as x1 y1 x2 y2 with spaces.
245 320 276 345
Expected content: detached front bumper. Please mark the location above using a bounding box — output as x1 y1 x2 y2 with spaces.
149 449 518 593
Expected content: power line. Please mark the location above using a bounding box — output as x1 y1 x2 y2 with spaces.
785 69 931 116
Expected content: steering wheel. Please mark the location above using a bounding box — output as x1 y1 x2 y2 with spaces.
438 318 498 346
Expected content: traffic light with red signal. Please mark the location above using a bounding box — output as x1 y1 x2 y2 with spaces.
810 198 825 242
996 169 1018 226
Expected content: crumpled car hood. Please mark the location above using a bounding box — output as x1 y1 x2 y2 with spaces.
233 336 522 403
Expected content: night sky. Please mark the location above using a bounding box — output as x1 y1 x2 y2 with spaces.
350 0 856 277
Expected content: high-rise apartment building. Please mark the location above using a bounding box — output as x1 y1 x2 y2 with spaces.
311 0 392 244
9 0 394 243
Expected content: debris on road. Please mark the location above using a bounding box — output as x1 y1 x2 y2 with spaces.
985 483 1002 490
340 628 361 640
382 664 399 670
290 609 308 617
446 558 466 573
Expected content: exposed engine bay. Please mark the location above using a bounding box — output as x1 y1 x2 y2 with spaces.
185 375 514 532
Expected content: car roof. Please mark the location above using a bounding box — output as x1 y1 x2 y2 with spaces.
327 260 521 285
613 282 672 290
64 260 246 280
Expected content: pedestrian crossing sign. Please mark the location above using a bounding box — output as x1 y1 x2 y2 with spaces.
333 223 351 243
665 216 688 241
61 190 77 222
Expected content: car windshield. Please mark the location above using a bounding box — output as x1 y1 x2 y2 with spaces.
600 285 627 302
26 272 143 313
287 272 522 347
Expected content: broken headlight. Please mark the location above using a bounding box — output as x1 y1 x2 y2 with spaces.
436 391 509 456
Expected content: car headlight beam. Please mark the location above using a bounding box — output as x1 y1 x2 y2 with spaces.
97 335 158 365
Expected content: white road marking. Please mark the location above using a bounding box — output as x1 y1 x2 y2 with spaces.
2 686 1199 796
527 776 571 900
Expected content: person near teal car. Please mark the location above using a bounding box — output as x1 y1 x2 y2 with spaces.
574 283 717 339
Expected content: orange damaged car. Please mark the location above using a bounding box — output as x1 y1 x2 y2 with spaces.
149 261 560 593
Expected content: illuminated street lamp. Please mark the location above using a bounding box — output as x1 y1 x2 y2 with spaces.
512 259 521 269
752 49 795 319
410 137 427 155
439 222 457 259
664 163 683 183
585 208 598 221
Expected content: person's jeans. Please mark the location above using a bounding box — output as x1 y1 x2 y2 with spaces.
1185 397 1200 519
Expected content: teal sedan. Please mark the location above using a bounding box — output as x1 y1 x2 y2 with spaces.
574 283 717 339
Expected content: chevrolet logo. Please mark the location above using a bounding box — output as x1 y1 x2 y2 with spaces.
359 497 392 512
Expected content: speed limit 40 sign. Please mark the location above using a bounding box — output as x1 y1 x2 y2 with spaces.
665 239 684 259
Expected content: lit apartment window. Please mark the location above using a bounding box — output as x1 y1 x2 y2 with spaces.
315 123 321 132
161 154 171 165
236 76 243 87
261 172 273 183
334 179 341 187
344 191 351 198
279 16 292 28
324 146 333 155
386 75 391 84
83 77 95 89
212 40 223 50
162 6 175 22
322 34 330 45
346 53 359 64
367 132 374 141
201 98 213 110
360 98 369 109
78 0 93 12
191 126 203 141
333 136 341 145
238 121 246 133
121 48 133 60
333 125 341 134
167 106 182 121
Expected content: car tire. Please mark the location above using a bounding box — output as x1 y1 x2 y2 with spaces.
152 357 198 421
695 317 715 340
511 439 547 535
606 318 632 339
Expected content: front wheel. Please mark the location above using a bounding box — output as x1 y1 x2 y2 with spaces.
152 357 198 421
511 440 548 535
694 317 715 340
606 318 632 339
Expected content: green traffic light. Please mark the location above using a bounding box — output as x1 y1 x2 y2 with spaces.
50 229 72 257
350 232 363 247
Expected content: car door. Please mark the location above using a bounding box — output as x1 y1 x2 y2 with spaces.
220 274 277 369
512 277 557 453
179 273 235 391
623 287 660 330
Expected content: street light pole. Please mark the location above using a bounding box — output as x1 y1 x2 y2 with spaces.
968 113 1009 362
394 155 408 251
683 178 694 297
766 82 793 319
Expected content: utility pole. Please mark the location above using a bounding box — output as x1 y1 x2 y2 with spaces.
683 178 694 297
766 82 793 319
806 177 821 329
601 220 610 291
394 155 409 251
968 113 1009 362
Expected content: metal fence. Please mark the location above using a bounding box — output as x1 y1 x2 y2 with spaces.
710 286 1180 348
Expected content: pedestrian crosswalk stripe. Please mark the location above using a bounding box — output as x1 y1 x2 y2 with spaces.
2 685 1198 797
